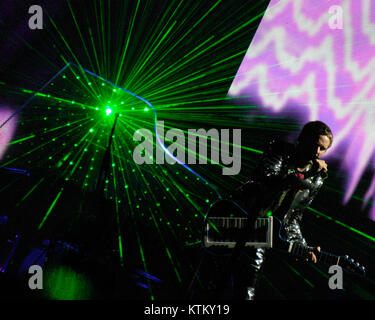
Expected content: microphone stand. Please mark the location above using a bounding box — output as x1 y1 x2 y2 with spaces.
95 113 119 193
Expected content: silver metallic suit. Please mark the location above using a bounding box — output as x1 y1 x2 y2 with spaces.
229 139 326 300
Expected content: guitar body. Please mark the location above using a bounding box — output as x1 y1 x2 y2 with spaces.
203 199 274 252
202 199 366 278
191 199 366 299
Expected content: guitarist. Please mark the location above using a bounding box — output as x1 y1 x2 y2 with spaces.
229 121 333 300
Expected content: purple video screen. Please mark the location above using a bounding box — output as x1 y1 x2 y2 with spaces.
228 0 375 220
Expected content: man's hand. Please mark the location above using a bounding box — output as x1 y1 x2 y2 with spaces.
305 246 321 263
313 159 328 172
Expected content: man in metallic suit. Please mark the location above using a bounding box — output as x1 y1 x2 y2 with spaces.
229 121 333 300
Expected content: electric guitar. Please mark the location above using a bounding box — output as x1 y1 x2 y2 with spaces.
203 199 366 278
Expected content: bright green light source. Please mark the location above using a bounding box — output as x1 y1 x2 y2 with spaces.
44 265 94 300
144 107 149 112
105 107 113 116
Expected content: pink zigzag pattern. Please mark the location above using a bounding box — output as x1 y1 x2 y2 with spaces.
228 0 375 220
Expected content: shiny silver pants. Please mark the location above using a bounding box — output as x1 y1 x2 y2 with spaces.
232 247 267 300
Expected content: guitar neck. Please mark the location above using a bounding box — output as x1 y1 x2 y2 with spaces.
289 242 340 266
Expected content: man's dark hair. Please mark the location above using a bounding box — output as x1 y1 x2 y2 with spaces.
297 121 333 147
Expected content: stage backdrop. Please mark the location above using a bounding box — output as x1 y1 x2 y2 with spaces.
228 0 375 221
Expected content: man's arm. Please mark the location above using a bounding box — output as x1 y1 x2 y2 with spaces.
282 174 326 262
